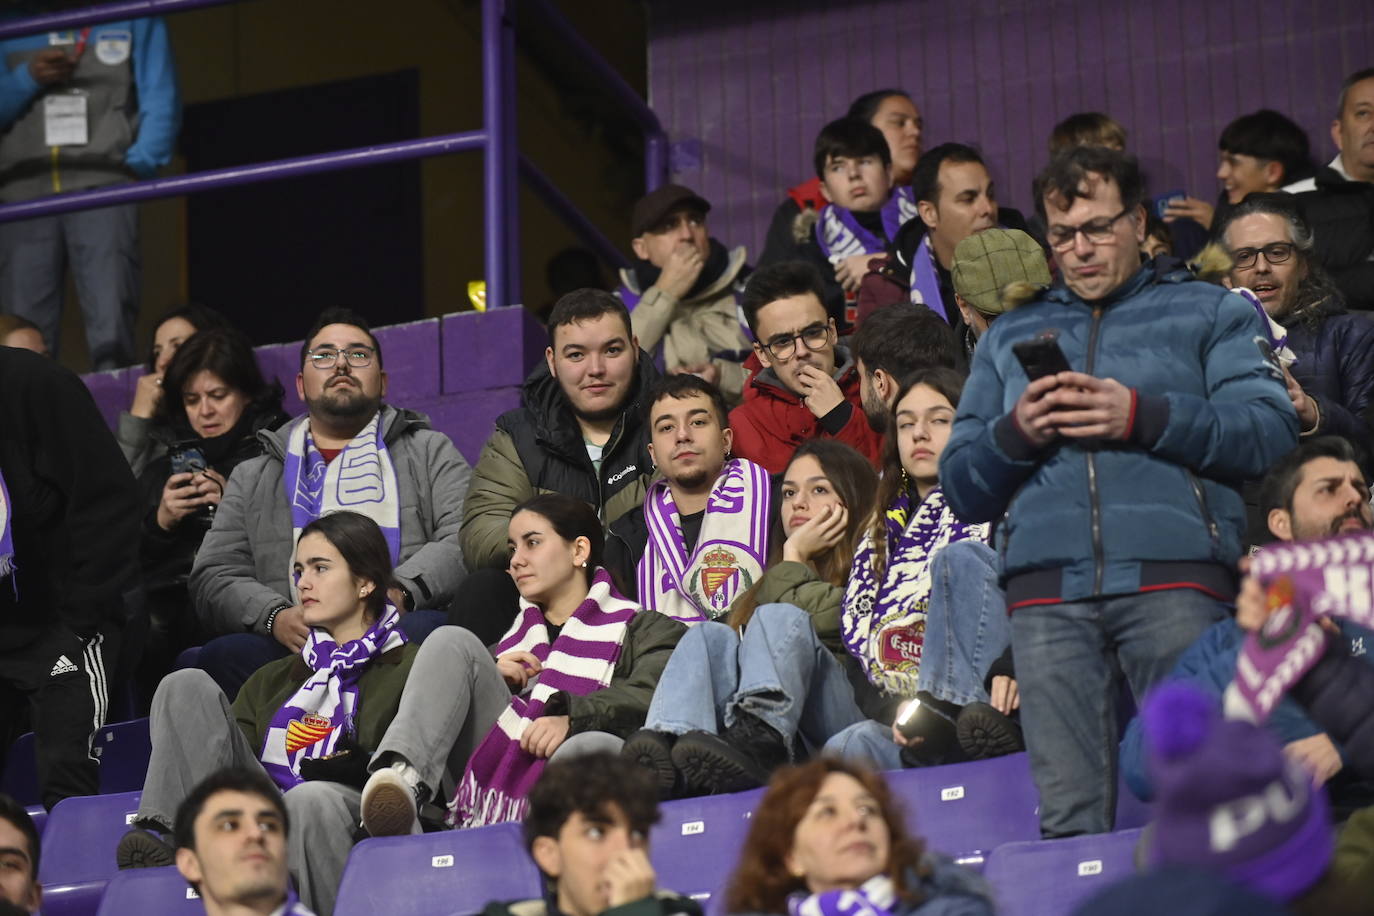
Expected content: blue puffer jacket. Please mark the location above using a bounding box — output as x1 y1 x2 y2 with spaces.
1284 297 1374 447
941 262 1299 607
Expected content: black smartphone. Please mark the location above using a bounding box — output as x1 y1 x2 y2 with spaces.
1012 331 1073 381
169 445 207 477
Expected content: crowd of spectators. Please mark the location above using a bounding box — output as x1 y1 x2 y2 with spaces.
1 24 1374 915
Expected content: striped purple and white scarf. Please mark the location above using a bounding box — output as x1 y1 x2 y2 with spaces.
0 471 14 584
1225 531 1374 724
815 187 917 264
282 413 401 601
259 604 406 791
788 874 897 916
450 568 637 827
908 233 949 323
637 458 772 623
842 485 986 696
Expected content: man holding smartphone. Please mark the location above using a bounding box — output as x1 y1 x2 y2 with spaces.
940 146 1299 838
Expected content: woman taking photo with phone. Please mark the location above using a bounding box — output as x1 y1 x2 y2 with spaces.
135 326 286 704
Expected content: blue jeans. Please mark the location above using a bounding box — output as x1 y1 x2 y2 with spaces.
198 609 448 700
919 541 1010 706
1012 588 1229 837
645 603 863 752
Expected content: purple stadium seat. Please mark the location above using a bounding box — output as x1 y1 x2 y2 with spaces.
26 804 45 837
96 866 203 915
2 718 151 807
982 828 1145 916
884 753 1042 860
650 787 764 911
334 822 543 916
38 790 142 916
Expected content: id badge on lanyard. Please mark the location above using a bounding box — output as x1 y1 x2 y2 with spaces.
43 28 89 147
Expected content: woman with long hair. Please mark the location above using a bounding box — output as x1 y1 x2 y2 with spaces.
119 511 419 913
355 492 684 837
723 758 992 916
825 368 1020 769
118 303 228 475
623 440 878 798
135 327 287 701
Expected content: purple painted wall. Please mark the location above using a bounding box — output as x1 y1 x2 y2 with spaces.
82 307 547 465
648 0 1374 255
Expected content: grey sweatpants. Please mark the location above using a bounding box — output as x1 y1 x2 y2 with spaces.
0 204 139 369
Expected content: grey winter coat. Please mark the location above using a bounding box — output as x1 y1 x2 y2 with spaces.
189 405 472 635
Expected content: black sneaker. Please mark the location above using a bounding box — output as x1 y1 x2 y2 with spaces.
956 702 1025 760
622 729 678 799
896 695 961 768
116 826 175 869
673 712 789 796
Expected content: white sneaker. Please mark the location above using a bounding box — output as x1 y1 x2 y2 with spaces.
361 761 422 837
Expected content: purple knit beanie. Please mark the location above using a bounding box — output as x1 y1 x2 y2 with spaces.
1142 681 1333 902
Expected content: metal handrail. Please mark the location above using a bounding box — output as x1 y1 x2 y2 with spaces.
0 0 659 308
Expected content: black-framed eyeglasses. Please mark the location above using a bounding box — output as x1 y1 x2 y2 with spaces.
1231 242 1296 270
1047 207 1133 251
759 322 832 361
306 346 376 370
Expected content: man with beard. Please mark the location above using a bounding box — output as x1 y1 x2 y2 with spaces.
615 185 752 405
1120 437 1374 813
605 374 770 621
190 308 471 697
1218 193 1374 448
849 302 961 433
457 290 658 643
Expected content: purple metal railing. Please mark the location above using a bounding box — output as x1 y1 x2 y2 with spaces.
0 0 658 307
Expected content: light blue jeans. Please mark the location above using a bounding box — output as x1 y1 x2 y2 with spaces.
644 603 863 752
1012 588 1229 837
825 540 1011 768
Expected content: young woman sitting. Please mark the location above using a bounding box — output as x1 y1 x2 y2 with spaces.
825 368 1021 769
722 758 993 916
623 439 879 797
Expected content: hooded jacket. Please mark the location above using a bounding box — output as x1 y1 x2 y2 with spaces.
618 239 752 405
941 262 1298 608
727 345 883 473
460 354 660 571
190 405 472 636
1292 162 1374 310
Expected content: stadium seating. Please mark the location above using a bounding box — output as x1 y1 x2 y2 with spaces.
334 821 543 916
1 718 151 808
38 790 142 916
96 866 203 915
886 753 1042 859
650 787 765 911
983 828 1145 916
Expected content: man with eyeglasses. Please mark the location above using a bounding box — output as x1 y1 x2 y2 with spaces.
1218 193 1374 448
942 146 1298 838
190 307 471 698
726 261 883 473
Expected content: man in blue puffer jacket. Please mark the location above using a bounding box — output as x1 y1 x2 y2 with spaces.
940 147 1298 838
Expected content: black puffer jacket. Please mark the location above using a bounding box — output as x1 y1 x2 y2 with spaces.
1283 296 1374 448
459 353 661 570
1296 168 1374 310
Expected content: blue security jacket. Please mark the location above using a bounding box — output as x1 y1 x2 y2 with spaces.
1118 618 1374 801
941 261 1299 606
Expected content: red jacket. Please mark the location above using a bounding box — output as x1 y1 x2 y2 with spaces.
728 355 884 473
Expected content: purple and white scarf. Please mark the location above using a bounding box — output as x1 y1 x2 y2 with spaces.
259 604 407 791
815 187 917 263
842 485 987 696
282 413 401 601
1224 531 1374 724
0 471 14 584
637 458 772 623
1233 287 1296 368
788 874 897 916
908 234 949 323
450 568 637 827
